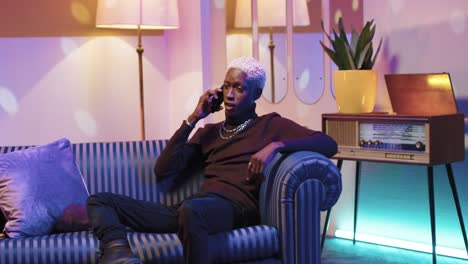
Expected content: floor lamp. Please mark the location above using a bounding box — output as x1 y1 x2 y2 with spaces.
96 0 179 140
234 0 309 103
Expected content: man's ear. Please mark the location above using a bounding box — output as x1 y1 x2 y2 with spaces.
253 88 262 100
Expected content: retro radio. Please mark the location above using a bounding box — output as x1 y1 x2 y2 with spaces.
322 113 464 165
322 73 465 165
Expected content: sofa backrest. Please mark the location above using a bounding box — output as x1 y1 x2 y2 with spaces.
0 140 203 210
72 140 203 206
76 140 206 206
0 140 167 200
72 140 167 201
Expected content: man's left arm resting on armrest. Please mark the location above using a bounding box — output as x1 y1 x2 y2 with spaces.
247 132 337 182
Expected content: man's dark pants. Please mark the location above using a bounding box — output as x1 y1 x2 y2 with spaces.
87 192 248 264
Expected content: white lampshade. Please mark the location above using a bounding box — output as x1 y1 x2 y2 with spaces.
234 0 309 28
96 0 179 29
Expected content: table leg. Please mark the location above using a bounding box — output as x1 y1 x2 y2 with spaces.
445 163 468 255
321 209 332 252
353 161 361 244
428 166 437 264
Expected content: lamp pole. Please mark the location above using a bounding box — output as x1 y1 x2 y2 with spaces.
268 27 275 104
95 1 179 141
136 25 146 140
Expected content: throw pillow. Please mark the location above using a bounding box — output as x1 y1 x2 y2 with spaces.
0 138 90 238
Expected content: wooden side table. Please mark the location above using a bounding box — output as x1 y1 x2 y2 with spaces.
320 113 467 264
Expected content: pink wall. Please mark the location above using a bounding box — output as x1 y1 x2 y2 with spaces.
0 35 171 145
167 0 204 133
0 0 227 146
366 0 468 112
0 0 340 146
0 0 175 145
166 0 227 132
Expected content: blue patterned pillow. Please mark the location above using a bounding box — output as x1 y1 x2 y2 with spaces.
0 138 89 238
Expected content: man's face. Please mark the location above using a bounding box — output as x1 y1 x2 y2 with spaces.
222 68 258 118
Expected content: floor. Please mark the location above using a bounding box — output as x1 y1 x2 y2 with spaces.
321 238 468 264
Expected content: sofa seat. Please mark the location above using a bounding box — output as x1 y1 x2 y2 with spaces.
0 225 279 264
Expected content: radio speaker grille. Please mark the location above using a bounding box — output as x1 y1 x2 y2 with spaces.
326 120 357 146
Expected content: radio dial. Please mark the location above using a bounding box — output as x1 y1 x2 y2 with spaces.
360 139 366 146
415 141 424 150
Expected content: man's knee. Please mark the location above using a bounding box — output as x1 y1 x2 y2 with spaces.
177 200 205 227
87 192 116 207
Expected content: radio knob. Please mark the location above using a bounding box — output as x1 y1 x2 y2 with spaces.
367 140 373 146
360 139 366 146
375 140 381 145
415 141 424 150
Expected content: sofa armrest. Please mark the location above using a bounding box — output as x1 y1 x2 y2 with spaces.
259 151 342 264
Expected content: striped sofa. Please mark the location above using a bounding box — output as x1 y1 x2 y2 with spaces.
0 140 342 264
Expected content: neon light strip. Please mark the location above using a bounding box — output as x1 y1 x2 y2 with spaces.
335 230 468 260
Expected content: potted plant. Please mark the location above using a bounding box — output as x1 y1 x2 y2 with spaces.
320 17 382 113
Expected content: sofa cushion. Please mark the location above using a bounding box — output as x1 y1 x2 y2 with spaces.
0 138 89 238
0 226 279 264
130 225 280 263
208 225 280 263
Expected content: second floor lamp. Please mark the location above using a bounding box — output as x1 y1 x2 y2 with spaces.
235 0 309 103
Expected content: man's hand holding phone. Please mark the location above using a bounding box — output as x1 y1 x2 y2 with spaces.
210 86 224 113
187 86 224 126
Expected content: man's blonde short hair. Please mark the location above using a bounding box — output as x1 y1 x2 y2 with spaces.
227 57 266 92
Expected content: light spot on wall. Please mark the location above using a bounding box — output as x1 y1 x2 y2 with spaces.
352 0 359 11
74 109 97 137
334 9 343 25
185 92 200 113
450 10 465 35
60 38 79 56
0 87 18 115
71 0 92 25
214 0 225 9
298 69 310 92
390 0 404 14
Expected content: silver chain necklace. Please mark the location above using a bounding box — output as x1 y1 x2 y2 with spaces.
218 119 252 140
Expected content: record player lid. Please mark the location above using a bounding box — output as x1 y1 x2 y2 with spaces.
384 73 458 115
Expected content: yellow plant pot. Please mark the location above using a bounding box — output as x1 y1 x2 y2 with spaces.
333 70 377 113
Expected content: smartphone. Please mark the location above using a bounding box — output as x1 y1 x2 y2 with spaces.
210 86 224 113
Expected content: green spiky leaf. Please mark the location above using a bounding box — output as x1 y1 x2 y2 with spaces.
344 44 356 70
320 41 341 69
370 38 383 69
337 17 350 48
356 42 371 69
350 29 359 56
320 18 381 70
361 44 373 69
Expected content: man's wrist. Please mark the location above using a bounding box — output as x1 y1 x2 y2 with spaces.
185 115 199 128
184 119 194 128
274 141 286 152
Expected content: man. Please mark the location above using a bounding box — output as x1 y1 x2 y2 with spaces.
87 57 337 264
